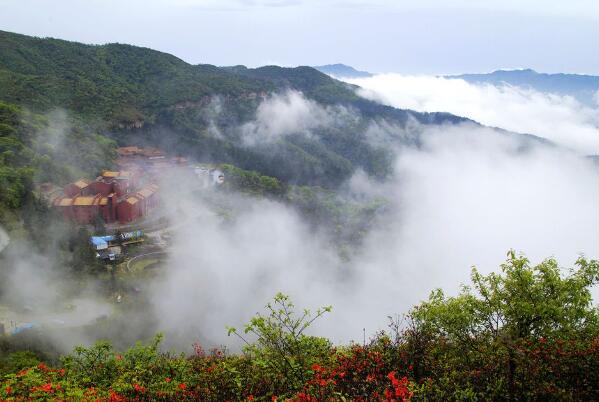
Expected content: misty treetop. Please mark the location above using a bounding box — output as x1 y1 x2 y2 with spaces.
0 102 115 224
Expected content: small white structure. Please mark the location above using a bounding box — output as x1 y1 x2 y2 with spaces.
194 166 225 187
211 169 225 185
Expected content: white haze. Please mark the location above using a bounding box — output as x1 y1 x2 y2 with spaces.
0 226 9 253
240 90 353 144
0 242 113 351
0 111 114 352
152 93 599 347
346 73 599 154
3 90 599 352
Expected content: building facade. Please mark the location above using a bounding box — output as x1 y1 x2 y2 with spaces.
53 171 158 225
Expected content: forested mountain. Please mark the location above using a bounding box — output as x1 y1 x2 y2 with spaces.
0 30 460 125
0 30 271 120
0 29 471 199
451 69 599 106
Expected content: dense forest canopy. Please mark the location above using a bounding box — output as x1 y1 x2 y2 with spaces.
0 29 472 189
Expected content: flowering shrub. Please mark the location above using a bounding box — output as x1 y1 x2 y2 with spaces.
382 252 599 400
1 253 598 400
294 346 413 401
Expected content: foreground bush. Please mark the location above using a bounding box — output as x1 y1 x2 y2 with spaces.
1 252 598 401
380 251 599 400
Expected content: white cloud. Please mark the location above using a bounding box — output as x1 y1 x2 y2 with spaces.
154 0 599 17
240 90 340 145
0 226 9 253
347 73 599 154
150 123 599 348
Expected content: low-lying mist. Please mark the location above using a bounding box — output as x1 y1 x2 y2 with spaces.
2 88 599 355
152 121 599 349
346 73 599 154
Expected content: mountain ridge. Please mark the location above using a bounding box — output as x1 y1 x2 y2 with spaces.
449 69 599 106
0 29 475 189
313 63 373 78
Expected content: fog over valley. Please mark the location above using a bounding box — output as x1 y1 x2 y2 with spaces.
347 72 599 154
0 15 598 398
3 87 598 351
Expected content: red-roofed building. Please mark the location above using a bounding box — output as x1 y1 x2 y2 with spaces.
55 171 156 225
64 179 91 197
117 196 141 223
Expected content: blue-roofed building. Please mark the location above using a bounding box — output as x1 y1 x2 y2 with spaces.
90 235 115 250
11 322 36 335
90 231 144 251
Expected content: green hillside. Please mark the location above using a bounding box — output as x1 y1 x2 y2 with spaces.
0 30 471 189
0 101 115 234
0 30 463 123
0 30 270 121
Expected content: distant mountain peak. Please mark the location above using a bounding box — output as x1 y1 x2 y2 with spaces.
313 64 372 78
491 68 537 74
448 69 599 107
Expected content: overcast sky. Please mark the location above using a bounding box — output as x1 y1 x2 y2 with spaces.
1 0 598 74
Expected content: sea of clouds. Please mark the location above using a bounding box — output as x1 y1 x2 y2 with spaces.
2 77 599 352
151 86 599 348
346 73 599 154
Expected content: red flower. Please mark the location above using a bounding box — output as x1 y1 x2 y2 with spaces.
271 396 278 401
5 385 12 395
165 377 172 383
248 396 254 402
31 383 54 393
115 354 123 361
109 390 125 402
133 383 146 393
37 363 48 371
178 383 187 391
296 392 316 402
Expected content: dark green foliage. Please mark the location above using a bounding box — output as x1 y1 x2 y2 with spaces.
220 164 285 197
0 29 470 190
68 227 105 275
0 102 34 213
223 65 362 105
227 293 333 395
0 101 116 226
0 31 270 121
383 251 599 400
0 350 40 377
